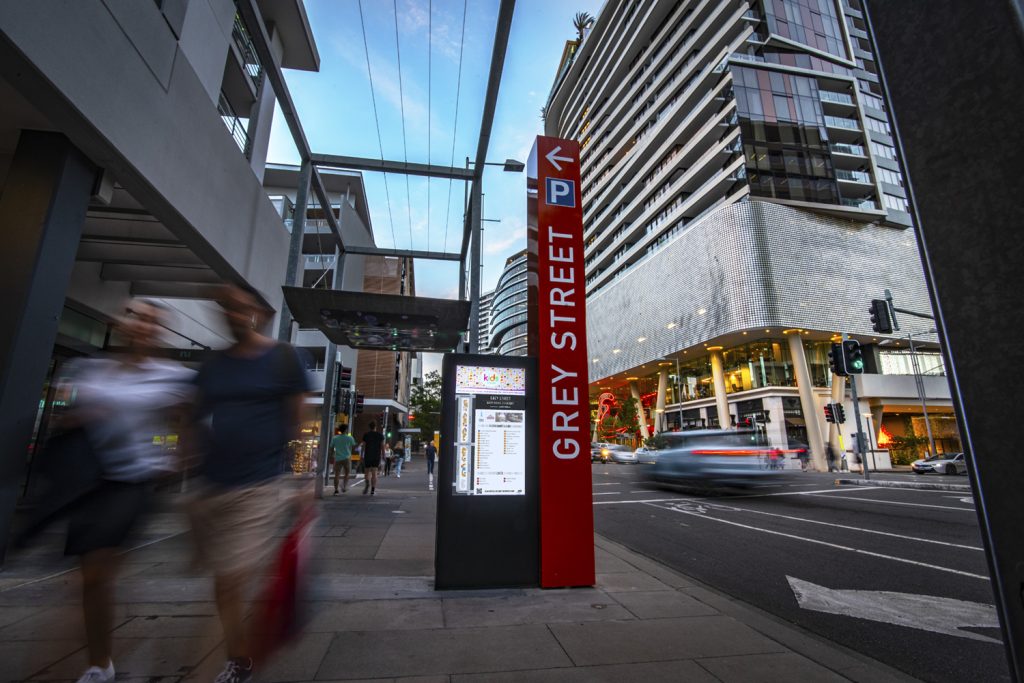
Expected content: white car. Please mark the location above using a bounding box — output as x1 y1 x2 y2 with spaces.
911 452 966 475
634 447 658 464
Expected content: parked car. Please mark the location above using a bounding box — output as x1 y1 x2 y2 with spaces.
606 444 637 463
634 446 659 464
645 429 781 487
912 452 966 475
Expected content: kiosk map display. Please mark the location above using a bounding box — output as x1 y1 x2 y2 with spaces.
454 365 527 495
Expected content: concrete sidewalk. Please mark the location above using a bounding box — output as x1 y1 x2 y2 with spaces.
0 459 918 682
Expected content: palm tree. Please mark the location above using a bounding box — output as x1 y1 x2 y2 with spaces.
573 12 594 42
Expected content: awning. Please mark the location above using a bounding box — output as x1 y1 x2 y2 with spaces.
282 286 470 352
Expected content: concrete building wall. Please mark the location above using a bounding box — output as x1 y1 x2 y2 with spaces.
0 1 290 308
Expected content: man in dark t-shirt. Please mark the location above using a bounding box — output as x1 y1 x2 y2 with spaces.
190 283 311 683
360 422 384 495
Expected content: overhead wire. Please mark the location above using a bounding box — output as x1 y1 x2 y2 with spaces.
442 0 469 253
427 0 432 252
393 0 414 251
358 0 399 250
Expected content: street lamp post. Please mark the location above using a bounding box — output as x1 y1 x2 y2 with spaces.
464 158 524 353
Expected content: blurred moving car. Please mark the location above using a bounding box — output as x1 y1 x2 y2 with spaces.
606 444 637 463
911 452 966 475
634 446 658 464
645 429 781 487
591 442 611 463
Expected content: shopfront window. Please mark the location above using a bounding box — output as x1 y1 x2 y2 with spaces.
721 339 796 393
803 340 833 387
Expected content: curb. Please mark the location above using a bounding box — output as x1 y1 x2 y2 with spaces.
835 477 970 492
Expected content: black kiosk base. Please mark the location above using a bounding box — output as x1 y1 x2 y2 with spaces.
434 354 539 589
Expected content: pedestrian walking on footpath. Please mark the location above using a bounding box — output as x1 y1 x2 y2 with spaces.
424 441 436 477
54 300 194 683
393 441 404 478
360 422 384 495
330 425 356 494
383 442 393 477
189 283 311 683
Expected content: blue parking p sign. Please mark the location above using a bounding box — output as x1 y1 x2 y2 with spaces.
545 178 575 208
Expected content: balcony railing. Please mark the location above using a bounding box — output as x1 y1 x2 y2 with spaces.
830 142 866 156
836 169 872 183
840 197 879 210
218 91 251 155
824 115 860 130
819 90 854 105
232 13 263 89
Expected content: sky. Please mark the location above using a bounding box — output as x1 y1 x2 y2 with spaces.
267 0 603 375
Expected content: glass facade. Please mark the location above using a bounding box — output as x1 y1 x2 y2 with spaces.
762 0 847 60
488 250 529 356
733 66 840 204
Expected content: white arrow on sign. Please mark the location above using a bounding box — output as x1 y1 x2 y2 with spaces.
787 576 1000 643
545 146 575 172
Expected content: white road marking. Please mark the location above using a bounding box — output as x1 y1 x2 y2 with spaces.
593 482 621 486
788 576 1000 643
593 492 621 496
808 494 975 511
591 487 874 506
646 502 990 580
701 501 984 551
594 497 682 505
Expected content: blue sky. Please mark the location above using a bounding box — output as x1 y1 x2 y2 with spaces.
268 0 603 374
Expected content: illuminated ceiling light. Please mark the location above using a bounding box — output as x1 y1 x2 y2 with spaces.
612 349 621 354
707 345 724 351
783 328 802 335
697 308 707 315
626 376 639 380
637 336 647 342
666 322 677 329
765 329 771 333
742 331 748 335
592 358 600 363
658 361 672 366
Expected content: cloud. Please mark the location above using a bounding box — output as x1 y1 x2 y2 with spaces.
398 0 468 63
484 218 526 255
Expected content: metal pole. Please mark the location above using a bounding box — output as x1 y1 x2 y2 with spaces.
844 333 870 480
675 357 684 428
315 343 337 500
278 159 311 341
469 178 482 353
907 333 937 458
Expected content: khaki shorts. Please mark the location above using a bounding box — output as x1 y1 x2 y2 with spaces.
333 458 351 475
189 479 287 576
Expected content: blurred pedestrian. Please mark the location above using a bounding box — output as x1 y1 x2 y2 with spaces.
190 283 311 683
330 425 355 494
826 443 837 472
424 441 436 477
393 441 404 478
61 300 193 683
360 422 384 495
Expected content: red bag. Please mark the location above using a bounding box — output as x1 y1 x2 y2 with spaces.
252 506 318 661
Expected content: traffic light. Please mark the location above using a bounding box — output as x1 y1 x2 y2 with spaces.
824 404 836 423
828 342 846 376
338 366 352 390
869 299 893 334
834 403 846 424
842 339 864 374
355 393 365 414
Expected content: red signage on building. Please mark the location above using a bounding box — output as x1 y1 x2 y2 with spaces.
527 135 595 588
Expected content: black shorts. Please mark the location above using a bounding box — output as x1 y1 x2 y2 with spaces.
363 454 382 468
65 480 152 556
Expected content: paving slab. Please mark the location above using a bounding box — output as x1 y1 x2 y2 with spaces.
305 598 444 632
442 590 631 628
31 636 219 680
453 659 720 683
113 614 219 639
593 546 636 574
258 632 335 682
1 639 82 683
697 652 850 682
609 589 720 619
595 570 673 593
548 616 786 666
315 624 573 679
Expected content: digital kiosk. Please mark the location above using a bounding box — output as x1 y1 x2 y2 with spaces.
434 353 538 589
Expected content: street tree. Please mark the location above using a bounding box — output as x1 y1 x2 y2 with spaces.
409 370 442 444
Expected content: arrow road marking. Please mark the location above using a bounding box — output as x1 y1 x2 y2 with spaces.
545 145 574 172
787 576 1001 643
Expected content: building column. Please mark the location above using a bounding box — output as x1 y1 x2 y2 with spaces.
709 350 731 430
629 381 649 441
277 159 311 342
0 131 96 561
787 333 827 471
654 368 669 434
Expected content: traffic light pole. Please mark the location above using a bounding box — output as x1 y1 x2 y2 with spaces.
844 333 870 480
315 342 338 499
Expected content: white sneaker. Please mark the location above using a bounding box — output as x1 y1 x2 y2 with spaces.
76 662 115 683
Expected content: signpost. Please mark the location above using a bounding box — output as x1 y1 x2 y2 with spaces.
527 136 595 588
